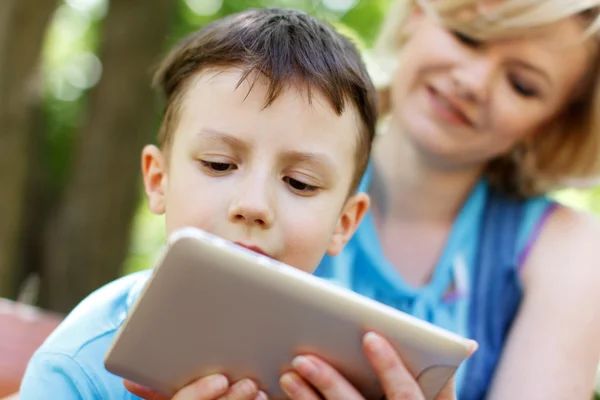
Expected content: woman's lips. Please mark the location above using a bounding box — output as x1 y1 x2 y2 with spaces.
425 85 473 127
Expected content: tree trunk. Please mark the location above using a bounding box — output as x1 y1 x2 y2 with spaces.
42 0 175 313
0 0 59 299
17 96 54 305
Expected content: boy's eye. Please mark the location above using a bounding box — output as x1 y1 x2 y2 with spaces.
283 177 317 193
200 160 236 172
509 75 539 98
451 30 482 48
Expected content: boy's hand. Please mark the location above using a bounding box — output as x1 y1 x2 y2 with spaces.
123 374 268 400
279 332 475 400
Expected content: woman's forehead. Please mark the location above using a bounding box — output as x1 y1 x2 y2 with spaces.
425 0 600 41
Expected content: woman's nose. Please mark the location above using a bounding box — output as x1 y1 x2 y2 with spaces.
451 57 496 104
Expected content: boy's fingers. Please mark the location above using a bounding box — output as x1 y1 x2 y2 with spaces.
431 340 475 400
251 390 269 400
280 371 322 400
173 374 229 399
467 340 479 358
362 332 425 400
434 377 456 400
218 378 260 400
288 355 363 399
123 379 171 400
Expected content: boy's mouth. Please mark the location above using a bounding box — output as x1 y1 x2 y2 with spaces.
234 242 270 258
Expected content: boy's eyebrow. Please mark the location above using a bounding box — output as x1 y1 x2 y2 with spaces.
196 128 249 151
197 128 337 174
279 150 337 175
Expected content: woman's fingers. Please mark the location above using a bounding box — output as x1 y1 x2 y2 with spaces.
285 355 364 400
362 332 426 400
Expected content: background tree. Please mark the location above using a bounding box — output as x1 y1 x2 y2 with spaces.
0 0 59 300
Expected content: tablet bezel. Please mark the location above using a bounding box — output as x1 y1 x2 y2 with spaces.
104 227 472 399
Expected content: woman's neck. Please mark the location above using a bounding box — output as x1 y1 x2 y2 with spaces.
371 123 484 224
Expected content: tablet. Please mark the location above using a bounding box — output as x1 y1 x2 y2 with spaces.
104 227 473 400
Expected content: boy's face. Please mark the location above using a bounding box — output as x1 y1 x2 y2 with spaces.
142 68 369 273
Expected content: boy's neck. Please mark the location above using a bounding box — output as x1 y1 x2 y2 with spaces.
371 120 484 224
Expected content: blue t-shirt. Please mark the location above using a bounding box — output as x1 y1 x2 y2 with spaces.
20 271 150 399
313 168 553 391
19 174 552 399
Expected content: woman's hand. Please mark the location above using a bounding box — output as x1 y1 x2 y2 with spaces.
123 374 268 400
280 332 471 400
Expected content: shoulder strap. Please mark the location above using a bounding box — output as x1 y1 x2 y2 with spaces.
458 191 524 400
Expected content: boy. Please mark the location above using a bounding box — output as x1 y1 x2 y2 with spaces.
19 7 377 399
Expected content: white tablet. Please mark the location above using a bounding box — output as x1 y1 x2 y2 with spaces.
104 227 473 400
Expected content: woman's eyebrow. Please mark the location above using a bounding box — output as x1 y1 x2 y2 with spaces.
510 59 553 86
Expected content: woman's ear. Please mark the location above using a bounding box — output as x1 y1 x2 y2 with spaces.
405 3 425 33
141 144 168 215
326 192 370 256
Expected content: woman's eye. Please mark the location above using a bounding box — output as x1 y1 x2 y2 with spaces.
200 160 236 172
509 76 539 98
451 30 482 48
283 177 317 193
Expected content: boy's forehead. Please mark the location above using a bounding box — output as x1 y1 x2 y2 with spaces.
174 67 364 142
189 67 355 122
174 67 360 168
185 67 342 116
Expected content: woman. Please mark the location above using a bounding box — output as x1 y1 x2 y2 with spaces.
311 0 600 398
127 0 600 399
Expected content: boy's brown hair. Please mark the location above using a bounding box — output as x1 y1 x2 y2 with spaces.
153 7 377 192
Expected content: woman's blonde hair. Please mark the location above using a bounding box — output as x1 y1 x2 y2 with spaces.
374 0 600 198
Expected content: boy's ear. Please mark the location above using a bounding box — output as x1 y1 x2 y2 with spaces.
141 144 168 215
326 192 370 256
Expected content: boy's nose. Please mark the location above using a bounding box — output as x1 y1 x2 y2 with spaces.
228 186 274 229
229 204 274 228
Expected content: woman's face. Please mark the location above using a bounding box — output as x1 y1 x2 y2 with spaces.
390 12 594 168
